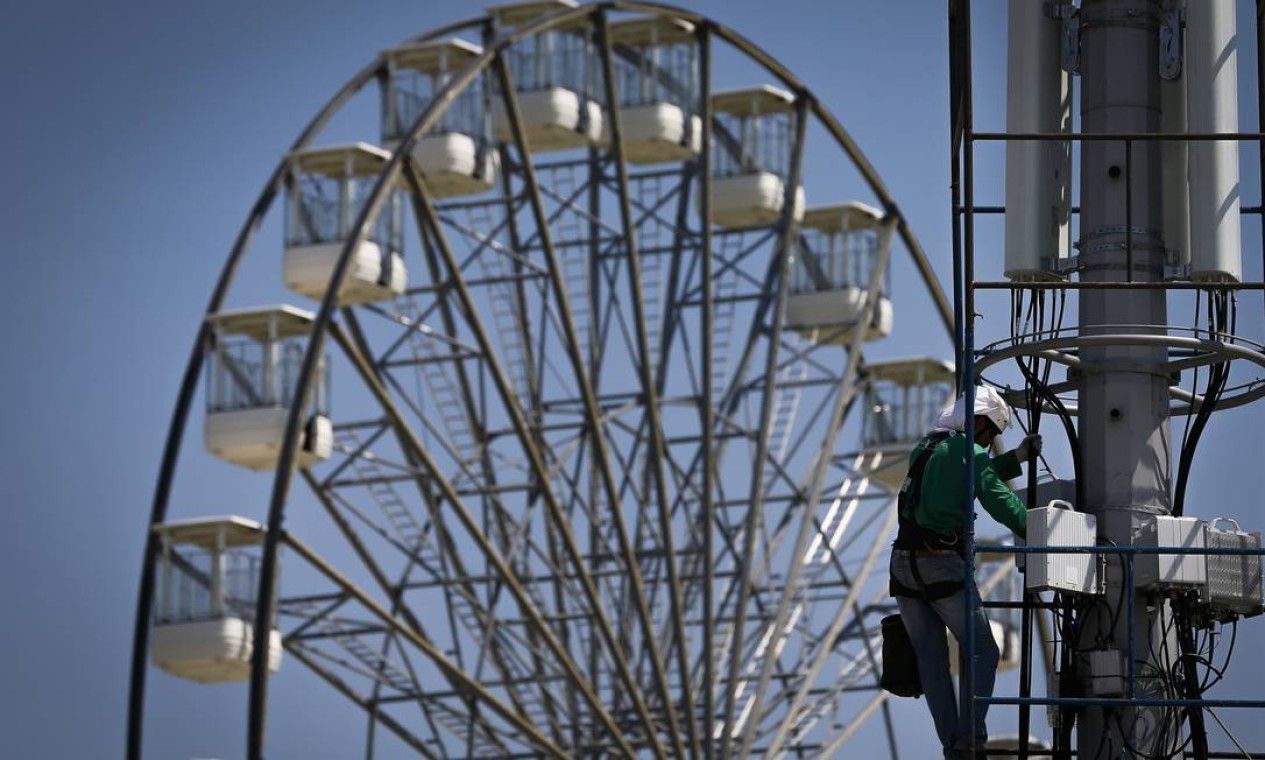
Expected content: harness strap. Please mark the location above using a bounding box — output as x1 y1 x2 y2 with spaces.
894 431 957 550
891 431 966 601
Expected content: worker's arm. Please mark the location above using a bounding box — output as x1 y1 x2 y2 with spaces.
989 448 1022 481
973 444 1027 538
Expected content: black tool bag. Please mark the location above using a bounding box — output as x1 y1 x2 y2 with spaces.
880 613 922 698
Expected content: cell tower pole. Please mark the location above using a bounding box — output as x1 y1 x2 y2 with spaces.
1076 0 1173 755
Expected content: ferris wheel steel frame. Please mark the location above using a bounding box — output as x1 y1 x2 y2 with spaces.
127 3 957 758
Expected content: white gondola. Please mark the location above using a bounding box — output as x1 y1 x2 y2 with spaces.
706 85 806 228
949 619 1022 676
283 143 407 305
150 516 283 683
857 357 955 490
203 306 333 471
488 0 604 152
787 202 893 343
603 16 701 164
951 548 1024 675
984 737 1053 760
381 39 499 197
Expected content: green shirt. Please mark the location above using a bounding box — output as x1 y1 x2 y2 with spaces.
905 431 1028 539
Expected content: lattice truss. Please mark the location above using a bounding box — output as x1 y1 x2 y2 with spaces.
131 9 958 757
262 122 904 756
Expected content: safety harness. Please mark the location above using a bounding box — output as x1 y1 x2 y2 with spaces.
889 430 967 601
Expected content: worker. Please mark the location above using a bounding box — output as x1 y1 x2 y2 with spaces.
888 385 1040 759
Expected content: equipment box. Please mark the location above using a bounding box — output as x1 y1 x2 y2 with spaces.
1203 518 1264 617
1026 500 1099 595
1136 516 1206 590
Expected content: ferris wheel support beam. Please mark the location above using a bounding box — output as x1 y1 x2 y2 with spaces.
280 531 565 757
491 48 687 759
696 23 719 758
329 315 640 757
653 168 696 391
284 643 441 759
297 467 487 748
302 386 545 751
818 690 893 757
762 497 900 756
718 94 810 760
595 11 701 759
331 318 513 748
398 149 659 757
405 195 569 743
737 219 896 759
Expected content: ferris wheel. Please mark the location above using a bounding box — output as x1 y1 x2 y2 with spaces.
127 2 958 757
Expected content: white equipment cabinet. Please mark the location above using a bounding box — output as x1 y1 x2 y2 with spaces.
203 306 333 471
283 144 406 305
381 39 499 197
1026 500 1099 595
1202 517 1264 616
706 85 806 228
1135 515 1206 590
489 0 604 152
604 16 701 164
151 516 283 683
787 202 893 343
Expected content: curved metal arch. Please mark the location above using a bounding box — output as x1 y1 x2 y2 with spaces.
133 3 955 757
125 15 488 760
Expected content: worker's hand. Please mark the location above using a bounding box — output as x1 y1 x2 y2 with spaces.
1014 434 1043 461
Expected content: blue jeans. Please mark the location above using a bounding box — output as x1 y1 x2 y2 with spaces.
890 549 999 754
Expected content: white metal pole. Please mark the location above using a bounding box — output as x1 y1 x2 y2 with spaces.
264 313 277 406
160 535 172 622
1077 1 1173 754
211 525 225 619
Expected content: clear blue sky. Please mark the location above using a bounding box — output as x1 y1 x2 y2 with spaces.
1 0 1262 757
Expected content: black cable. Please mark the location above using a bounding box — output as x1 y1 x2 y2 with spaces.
1067 540 1124 652
1218 620 1238 684
1014 357 1083 506
1174 290 1233 516
1112 709 1196 760
1086 718 1111 760
1180 292 1203 463
1021 285 1082 505
1172 597 1211 758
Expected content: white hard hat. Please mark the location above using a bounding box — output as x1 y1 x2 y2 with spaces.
972 385 1012 433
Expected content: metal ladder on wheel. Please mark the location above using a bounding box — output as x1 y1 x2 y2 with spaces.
546 165 592 356
467 201 535 408
333 426 425 554
332 426 492 670
636 173 665 380
396 294 480 475
288 598 420 696
711 231 743 404
761 332 809 491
